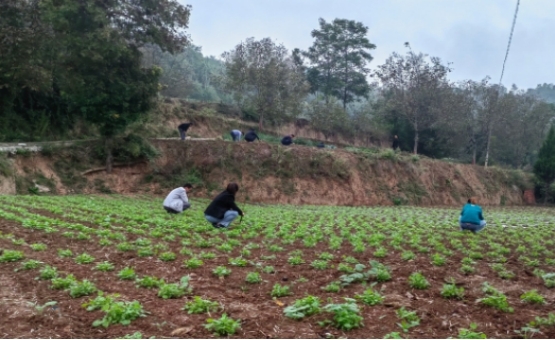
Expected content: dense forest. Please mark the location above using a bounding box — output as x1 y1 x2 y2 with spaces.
1 0 555 175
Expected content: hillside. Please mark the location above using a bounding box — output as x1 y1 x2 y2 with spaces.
134 99 387 149
0 138 533 206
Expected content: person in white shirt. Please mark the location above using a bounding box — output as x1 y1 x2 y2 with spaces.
230 129 243 142
163 184 193 214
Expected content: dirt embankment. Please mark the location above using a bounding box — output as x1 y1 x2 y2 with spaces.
1 140 531 206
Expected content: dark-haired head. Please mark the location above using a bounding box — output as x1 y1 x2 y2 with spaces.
226 182 239 195
183 183 193 189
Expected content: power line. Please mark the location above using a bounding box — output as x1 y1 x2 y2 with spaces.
499 0 520 85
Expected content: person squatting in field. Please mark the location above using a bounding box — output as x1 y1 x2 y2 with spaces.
230 129 243 142
204 182 244 229
459 197 486 233
163 184 193 214
244 129 260 142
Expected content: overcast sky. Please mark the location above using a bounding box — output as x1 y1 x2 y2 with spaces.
179 0 553 90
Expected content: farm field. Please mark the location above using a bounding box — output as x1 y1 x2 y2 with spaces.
0 196 555 339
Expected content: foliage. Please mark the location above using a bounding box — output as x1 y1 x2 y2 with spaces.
477 287 513 313
157 276 192 299
84 293 145 328
37 265 58 280
323 298 363 331
184 257 204 269
212 266 232 278
457 323 487 339
520 289 545 304
0 0 191 144
204 314 241 336
271 284 291 298
183 296 220 314
17 259 43 271
136 276 164 289
95 262 115 272
440 282 465 300
30 243 47 251
354 287 383 306
69 280 97 298
245 272 262 284
375 46 452 154
408 272 430 290
0 250 25 262
283 295 321 320
303 18 376 109
118 267 137 280
534 126 555 203
75 253 95 264
322 281 341 293
222 37 308 128
396 307 420 333
51 274 77 290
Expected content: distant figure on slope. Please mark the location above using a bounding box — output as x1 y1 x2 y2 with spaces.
230 129 243 142
459 197 486 233
204 183 244 229
163 184 193 214
392 135 399 150
244 129 260 142
317 142 325 149
281 134 295 146
178 122 193 141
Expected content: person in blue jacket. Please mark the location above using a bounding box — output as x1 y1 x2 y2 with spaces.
459 197 486 233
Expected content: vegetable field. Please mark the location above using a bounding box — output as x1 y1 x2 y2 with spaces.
0 196 555 339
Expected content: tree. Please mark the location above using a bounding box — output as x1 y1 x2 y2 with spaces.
534 125 555 203
374 46 451 154
304 18 376 109
223 37 309 129
41 0 190 172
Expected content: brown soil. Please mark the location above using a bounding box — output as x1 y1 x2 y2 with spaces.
2 138 530 207
1 216 554 339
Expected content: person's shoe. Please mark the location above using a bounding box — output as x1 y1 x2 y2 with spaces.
215 223 227 229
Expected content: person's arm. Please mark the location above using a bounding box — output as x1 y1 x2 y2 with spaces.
228 197 243 216
478 208 484 221
178 189 189 203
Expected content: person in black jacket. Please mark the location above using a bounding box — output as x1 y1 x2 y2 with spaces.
204 183 244 228
392 135 399 150
178 122 193 140
244 129 260 142
281 134 294 146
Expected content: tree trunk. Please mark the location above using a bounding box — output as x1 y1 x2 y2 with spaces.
544 183 550 204
484 125 492 168
413 120 419 154
258 114 264 131
105 137 113 174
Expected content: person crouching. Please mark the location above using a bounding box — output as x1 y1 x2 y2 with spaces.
163 184 193 214
459 197 486 233
204 183 244 229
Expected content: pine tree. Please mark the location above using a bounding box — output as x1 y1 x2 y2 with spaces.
533 125 555 203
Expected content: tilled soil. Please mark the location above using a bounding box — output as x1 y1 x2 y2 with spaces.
1 219 555 339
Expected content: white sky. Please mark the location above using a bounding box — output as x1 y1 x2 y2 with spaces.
179 0 554 89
